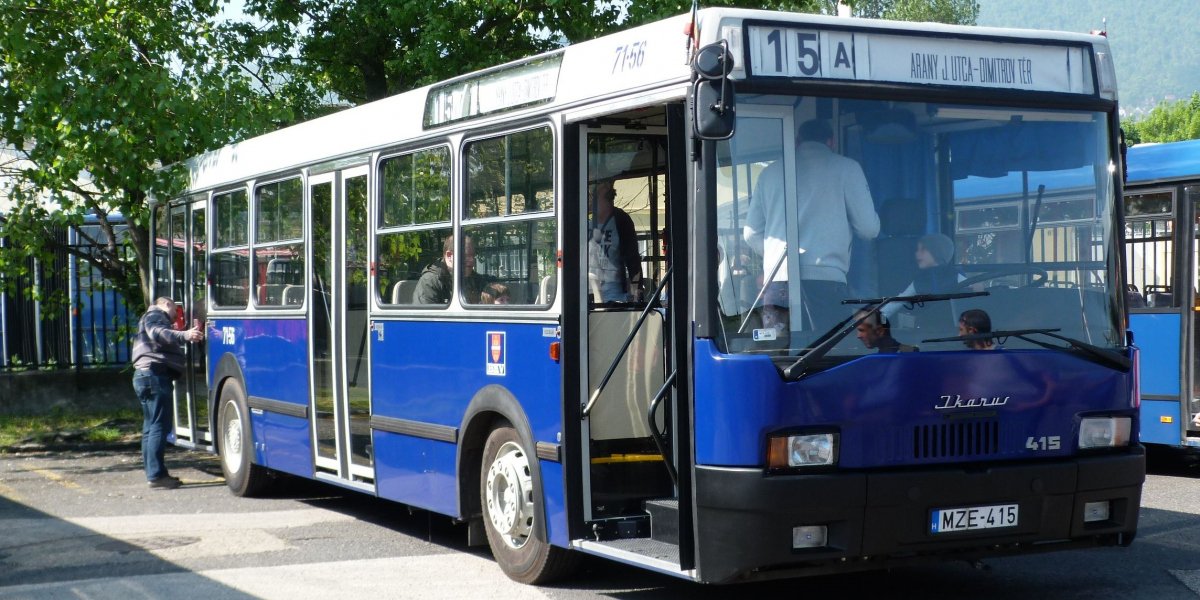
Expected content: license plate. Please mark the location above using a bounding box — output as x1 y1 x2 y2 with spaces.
930 504 1018 534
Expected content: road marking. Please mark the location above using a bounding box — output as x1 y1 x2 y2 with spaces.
29 468 90 493
0 480 22 502
1172 569 1200 595
0 554 551 599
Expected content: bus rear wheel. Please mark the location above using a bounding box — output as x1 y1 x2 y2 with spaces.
480 425 577 584
217 379 270 497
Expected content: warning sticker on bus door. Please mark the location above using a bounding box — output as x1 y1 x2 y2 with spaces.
486 331 506 376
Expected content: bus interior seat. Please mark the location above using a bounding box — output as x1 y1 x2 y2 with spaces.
1148 292 1173 308
1125 284 1146 309
874 198 925 296
282 285 304 306
391 280 417 304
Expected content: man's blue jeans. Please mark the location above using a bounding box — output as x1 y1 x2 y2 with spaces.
132 369 174 481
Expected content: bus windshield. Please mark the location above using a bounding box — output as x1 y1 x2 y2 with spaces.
713 94 1121 360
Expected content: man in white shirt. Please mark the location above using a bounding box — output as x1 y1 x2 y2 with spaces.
744 119 880 339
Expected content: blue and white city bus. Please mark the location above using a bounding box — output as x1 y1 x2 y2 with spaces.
1123 139 1200 453
150 8 1143 585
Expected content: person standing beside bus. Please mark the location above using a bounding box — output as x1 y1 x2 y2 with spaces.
131 297 204 490
413 235 489 304
744 118 880 337
588 179 643 302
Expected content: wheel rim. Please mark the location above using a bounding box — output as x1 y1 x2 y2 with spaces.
222 400 244 475
485 440 534 549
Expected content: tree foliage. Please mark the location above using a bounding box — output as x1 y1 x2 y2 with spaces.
1123 92 1200 145
832 0 979 23
0 0 314 309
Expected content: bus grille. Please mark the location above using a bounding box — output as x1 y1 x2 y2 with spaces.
913 420 1000 459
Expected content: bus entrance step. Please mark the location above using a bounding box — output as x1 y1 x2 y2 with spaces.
645 498 679 546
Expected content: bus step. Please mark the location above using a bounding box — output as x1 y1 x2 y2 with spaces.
591 516 650 540
645 498 679 546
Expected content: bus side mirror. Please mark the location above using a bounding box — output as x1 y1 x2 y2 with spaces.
692 42 736 140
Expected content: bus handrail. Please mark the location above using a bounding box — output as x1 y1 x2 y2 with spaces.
582 266 673 418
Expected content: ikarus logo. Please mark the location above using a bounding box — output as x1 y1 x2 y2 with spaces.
934 394 1010 411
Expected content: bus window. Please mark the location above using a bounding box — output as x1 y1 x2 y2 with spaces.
253 178 304 307
211 188 249 308
377 146 452 307
1124 190 1175 308
463 127 556 306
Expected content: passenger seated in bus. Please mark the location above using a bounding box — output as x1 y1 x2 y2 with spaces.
853 310 915 353
882 233 965 322
958 308 995 350
743 118 879 338
481 282 510 305
588 178 643 302
413 235 490 305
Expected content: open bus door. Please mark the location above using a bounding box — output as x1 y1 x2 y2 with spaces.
569 103 694 574
166 197 212 450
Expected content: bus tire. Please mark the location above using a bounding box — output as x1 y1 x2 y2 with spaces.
480 425 577 584
217 379 270 497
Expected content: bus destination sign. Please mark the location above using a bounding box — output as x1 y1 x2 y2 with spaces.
745 25 1093 95
424 55 562 128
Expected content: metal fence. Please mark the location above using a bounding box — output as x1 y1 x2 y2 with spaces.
0 227 137 372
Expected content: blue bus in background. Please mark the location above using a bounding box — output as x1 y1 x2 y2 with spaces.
150 8 1143 585
1124 139 1200 453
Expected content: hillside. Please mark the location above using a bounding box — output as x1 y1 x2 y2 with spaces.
977 0 1200 116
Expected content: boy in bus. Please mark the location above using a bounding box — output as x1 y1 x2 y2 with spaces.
588 178 643 302
413 235 489 305
743 118 880 339
481 282 510 305
958 308 995 350
882 232 965 323
853 309 915 354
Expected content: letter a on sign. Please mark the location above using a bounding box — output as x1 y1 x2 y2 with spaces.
486 331 506 376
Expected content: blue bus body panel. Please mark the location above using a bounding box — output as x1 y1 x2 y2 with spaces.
1129 313 1181 397
370 320 566 544
1139 399 1182 446
693 339 1134 467
371 432 458 515
209 318 313 477
1127 139 1200 184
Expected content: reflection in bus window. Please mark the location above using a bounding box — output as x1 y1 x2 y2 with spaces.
254 178 304 307
463 127 556 306
212 188 249 308
377 147 452 306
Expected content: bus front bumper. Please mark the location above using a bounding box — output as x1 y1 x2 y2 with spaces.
692 450 1144 584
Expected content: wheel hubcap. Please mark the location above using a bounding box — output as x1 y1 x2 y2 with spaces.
485 440 534 549
222 402 243 474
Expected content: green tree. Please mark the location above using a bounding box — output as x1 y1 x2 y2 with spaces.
834 0 980 24
0 0 316 309
243 0 627 105
1123 92 1200 145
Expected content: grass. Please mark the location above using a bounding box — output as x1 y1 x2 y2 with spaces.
0 408 142 450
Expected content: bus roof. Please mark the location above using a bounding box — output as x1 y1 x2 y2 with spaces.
178 7 1114 195
1126 139 1200 186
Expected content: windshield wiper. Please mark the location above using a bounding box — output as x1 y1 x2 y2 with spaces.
922 327 1130 371
781 290 988 381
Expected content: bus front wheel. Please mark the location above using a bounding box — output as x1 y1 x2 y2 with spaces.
480 425 576 584
217 379 270 497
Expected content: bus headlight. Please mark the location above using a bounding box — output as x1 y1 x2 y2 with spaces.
1078 417 1131 449
768 432 838 469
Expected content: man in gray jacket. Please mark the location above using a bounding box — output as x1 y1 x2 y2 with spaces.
131 297 204 489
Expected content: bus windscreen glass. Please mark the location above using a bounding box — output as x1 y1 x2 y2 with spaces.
713 94 1120 359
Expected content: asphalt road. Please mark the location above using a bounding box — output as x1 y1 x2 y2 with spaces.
0 445 1198 599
